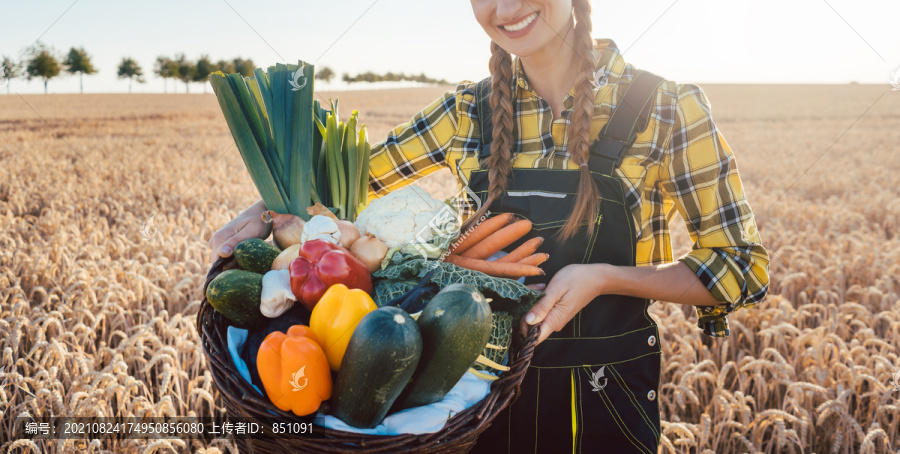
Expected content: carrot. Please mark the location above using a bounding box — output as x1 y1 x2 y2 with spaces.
444 254 544 278
461 219 533 260
496 236 544 263
451 212 513 254
518 253 549 267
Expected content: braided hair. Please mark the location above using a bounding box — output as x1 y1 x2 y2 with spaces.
463 0 600 241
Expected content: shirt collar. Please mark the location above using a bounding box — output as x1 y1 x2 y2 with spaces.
513 38 623 110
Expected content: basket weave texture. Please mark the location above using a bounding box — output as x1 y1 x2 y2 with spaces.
196 256 540 453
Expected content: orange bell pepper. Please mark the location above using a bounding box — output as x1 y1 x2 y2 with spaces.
310 283 377 372
257 325 332 416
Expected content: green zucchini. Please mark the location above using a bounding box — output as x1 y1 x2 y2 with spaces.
392 283 492 410
234 238 281 274
205 269 266 329
330 306 422 428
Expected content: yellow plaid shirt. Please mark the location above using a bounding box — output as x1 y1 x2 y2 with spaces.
367 38 769 337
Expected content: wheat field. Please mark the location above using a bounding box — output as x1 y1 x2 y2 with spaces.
1 84 898 453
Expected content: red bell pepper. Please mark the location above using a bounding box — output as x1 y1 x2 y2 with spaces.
289 239 373 311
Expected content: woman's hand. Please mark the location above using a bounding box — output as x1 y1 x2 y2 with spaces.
208 200 272 263
522 263 608 344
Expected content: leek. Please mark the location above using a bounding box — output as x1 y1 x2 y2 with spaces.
288 63 315 217
209 61 315 220
210 60 371 222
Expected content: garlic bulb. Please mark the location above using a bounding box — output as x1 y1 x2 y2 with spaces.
301 215 341 245
260 269 296 318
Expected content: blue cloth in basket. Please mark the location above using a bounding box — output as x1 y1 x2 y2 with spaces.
226 326 265 397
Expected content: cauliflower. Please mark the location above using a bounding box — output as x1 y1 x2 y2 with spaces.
354 185 448 248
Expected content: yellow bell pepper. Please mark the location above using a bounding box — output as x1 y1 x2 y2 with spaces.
310 283 377 371
257 325 332 416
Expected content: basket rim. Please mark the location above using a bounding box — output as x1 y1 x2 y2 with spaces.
196 255 540 452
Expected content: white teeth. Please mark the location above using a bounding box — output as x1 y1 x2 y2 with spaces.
502 12 538 32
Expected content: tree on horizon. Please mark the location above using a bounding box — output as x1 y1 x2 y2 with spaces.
117 57 145 93
194 55 213 93
174 53 195 93
25 43 62 94
216 59 235 74
64 47 97 94
341 70 448 85
155 56 176 93
232 57 254 77
315 66 335 83
1 56 23 94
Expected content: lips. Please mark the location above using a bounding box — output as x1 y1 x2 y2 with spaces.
497 11 539 38
500 11 538 32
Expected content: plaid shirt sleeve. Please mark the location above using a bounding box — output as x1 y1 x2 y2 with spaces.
660 83 770 338
366 85 462 201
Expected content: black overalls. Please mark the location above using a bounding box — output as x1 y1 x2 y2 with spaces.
468 71 666 454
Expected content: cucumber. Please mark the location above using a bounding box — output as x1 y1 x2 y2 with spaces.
392 283 492 410
205 269 266 329
234 238 281 274
330 306 422 428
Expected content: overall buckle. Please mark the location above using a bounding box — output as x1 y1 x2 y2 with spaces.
588 133 636 170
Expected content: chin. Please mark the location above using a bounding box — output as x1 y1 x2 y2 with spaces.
493 36 547 58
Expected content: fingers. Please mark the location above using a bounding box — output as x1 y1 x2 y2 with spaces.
208 226 238 263
519 307 564 344
217 236 240 258
519 319 531 339
538 320 556 344
520 283 547 337
524 286 564 326
521 285 565 345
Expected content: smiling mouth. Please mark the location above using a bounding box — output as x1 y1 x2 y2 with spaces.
500 11 539 32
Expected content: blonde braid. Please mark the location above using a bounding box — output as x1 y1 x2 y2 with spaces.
462 40 515 231
557 0 601 241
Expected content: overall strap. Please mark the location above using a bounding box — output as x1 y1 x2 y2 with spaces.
475 76 495 160
588 70 665 175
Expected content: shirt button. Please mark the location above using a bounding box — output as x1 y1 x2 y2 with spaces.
647 390 657 401
648 335 656 347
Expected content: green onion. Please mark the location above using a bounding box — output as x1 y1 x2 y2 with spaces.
345 112 359 220
357 125 370 212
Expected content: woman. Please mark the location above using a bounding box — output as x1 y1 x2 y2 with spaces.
209 0 769 451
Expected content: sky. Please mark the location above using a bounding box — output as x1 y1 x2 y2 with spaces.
1 0 898 94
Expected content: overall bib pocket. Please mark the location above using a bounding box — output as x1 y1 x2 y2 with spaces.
466 168 603 281
579 359 662 453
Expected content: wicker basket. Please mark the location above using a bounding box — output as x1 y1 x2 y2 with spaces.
196 255 540 453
